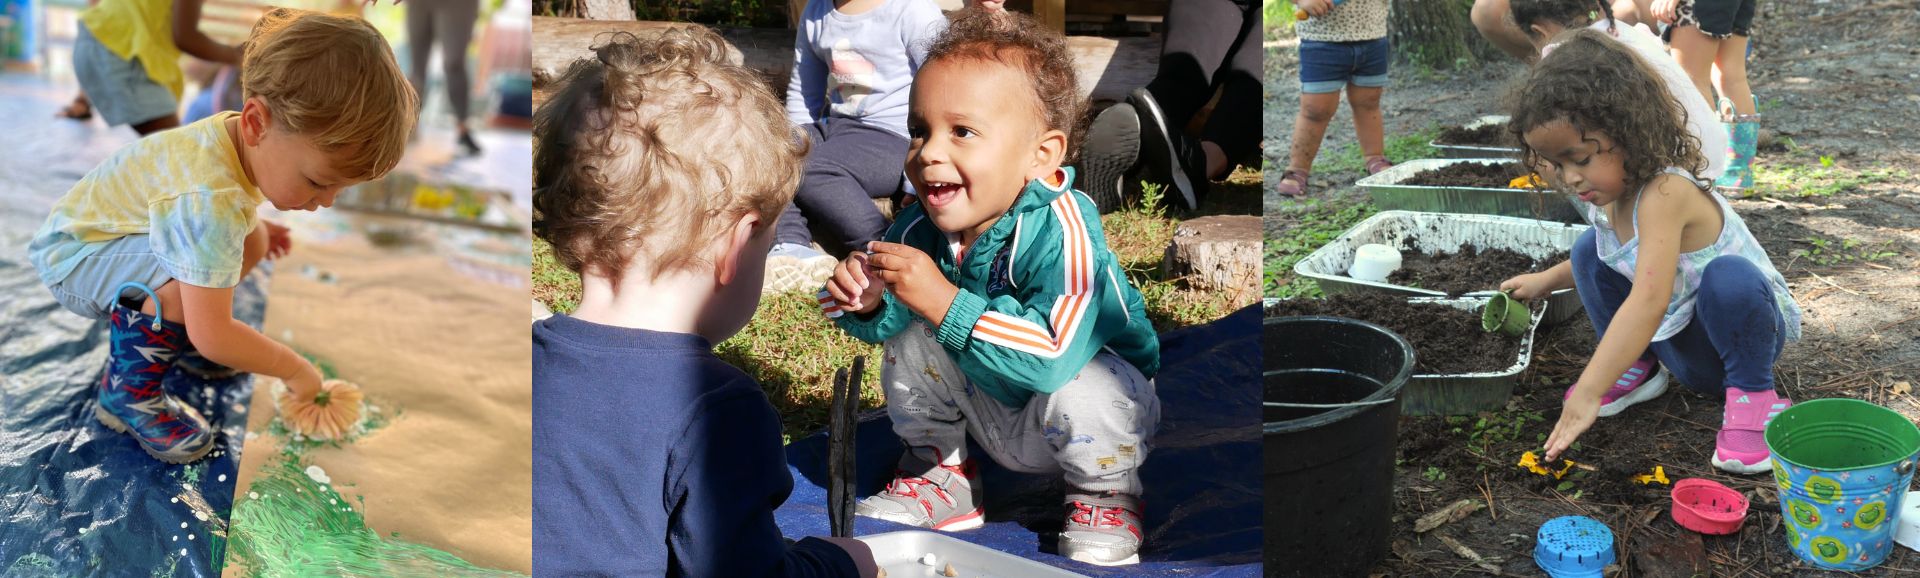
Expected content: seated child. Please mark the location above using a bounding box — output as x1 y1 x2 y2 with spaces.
529 28 878 577
28 8 413 464
822 9 1163 567
1509 0 1728 182
1500 30 1801 475
766 0 946 293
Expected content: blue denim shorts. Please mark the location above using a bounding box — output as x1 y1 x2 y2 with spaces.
1299 38 1390 94
73 25 178 127
44 235 175 320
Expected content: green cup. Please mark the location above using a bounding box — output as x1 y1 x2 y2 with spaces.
1481 291 1529 336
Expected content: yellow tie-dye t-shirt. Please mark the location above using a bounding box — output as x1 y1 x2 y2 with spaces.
30 111 265 289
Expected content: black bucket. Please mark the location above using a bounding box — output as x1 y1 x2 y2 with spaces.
1263 316 1415 577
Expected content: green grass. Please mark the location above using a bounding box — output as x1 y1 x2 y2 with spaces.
532 169 1261 440
1264 199 1377 299
1748 154 1907 199
1264 0 1297 36
1311 125 1441 176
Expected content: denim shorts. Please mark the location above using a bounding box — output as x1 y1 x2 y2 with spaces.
1299 37 1390 94
44 235 176 320
73 25 178 127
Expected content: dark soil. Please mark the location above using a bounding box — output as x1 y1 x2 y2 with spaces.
1386 245 1569 296
1406 161 1529 188
1434 122 1515 147
1265 292 1531 375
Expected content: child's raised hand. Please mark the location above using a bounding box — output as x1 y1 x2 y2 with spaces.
1650 0 1680 23
827 253 886 315
264 220 293 260
867 241 959 322
1500 272 1555 301
1544 393 1600 462
1296 0 1334 17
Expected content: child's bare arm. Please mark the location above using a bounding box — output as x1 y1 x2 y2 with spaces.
178 282 321 396
1500 259 1574 300
172 0 241 65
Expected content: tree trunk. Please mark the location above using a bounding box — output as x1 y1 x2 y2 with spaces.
1389 0 1493 70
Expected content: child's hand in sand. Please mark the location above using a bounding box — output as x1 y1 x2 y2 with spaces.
264 220 293 260
867 241 959 323
828 252 888 315
1500 272 1556 301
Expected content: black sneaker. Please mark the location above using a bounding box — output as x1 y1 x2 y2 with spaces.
1128 87 1206 212
1079 102 1142 213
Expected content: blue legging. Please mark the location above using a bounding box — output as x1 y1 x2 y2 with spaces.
1570 229 1784 394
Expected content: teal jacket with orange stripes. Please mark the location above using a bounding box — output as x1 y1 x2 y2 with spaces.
826 168 1160 408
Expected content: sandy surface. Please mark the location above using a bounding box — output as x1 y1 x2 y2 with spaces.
229 211 532 574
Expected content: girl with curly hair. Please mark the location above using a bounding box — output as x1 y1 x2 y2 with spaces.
1499 30 1801 476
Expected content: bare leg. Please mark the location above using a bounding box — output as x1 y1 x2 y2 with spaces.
131 114 181 136
1611 0 1641 25
1472 0 1537 62
1711 35 1755 115
1347 85 1386 159
1286 92 1342 174
1202 141 1228 180
1668 26 1722 106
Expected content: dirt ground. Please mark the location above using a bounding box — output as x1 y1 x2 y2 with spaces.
1266 2 1920 575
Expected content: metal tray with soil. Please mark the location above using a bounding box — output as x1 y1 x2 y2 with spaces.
1294 211 1589 326
1264 294 1544 416
1429 115 1522 159
1356 159 1583 224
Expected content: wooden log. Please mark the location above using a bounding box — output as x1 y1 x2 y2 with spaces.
1162 215 1261 304
530 16 1159 109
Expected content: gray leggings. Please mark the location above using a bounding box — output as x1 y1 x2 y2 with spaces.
883 322 1161 495
407 0 479 122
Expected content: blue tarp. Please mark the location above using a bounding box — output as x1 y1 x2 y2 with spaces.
778 305 1263 577
1 105 262 575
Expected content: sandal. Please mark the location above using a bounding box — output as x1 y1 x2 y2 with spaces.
1364 156 1395 175
1275 169 1309 198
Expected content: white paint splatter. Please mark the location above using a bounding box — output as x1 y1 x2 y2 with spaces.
172 535 177 541
180 522 188 529
180 549 188 556
78 527 87 535
188 534 195 541
329 499 337 505
170 497 178 503
245 431 258 441
218 474 227 482
305 465 330 484
249 492 259 500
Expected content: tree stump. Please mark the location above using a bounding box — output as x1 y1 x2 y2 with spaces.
1162 215 1261 304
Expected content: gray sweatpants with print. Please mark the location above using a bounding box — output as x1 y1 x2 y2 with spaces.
883 322 1160 496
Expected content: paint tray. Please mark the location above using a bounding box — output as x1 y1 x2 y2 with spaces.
856 531 1090 577
1428 115 1522 159
1292 210 1589 327
1534 515 1615 578
1357 157 1584 224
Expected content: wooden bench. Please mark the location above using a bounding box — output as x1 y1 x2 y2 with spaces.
530 16 1158 110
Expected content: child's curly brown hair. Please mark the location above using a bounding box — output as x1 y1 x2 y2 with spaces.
532 27 806 283
924 7 1086 163
1504 28 1706 198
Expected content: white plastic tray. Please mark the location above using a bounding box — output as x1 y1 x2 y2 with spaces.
857 531 1090 578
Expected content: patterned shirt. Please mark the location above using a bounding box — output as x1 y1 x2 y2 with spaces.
1295 0 1390 43
1581 168 1804 342
30 111 265 289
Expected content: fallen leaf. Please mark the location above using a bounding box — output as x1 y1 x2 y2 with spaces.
1894 381 1912 396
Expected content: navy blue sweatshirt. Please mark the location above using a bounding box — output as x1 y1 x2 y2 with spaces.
532 314 857 577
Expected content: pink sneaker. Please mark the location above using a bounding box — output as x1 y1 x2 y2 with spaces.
1713 388 1790 474
1564 357 1668 417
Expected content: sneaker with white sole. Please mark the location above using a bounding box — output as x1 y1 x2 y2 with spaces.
763 243 837 294
1060 490 1144 566
1564 356 1668 418
856 451 983 531
1713 388 1790 474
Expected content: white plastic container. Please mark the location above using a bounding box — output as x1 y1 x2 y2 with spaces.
1346 244 1402 283
1895 491 1920 552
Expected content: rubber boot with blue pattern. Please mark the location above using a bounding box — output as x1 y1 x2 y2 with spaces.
96 290 216 464
1716 100 1760 192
